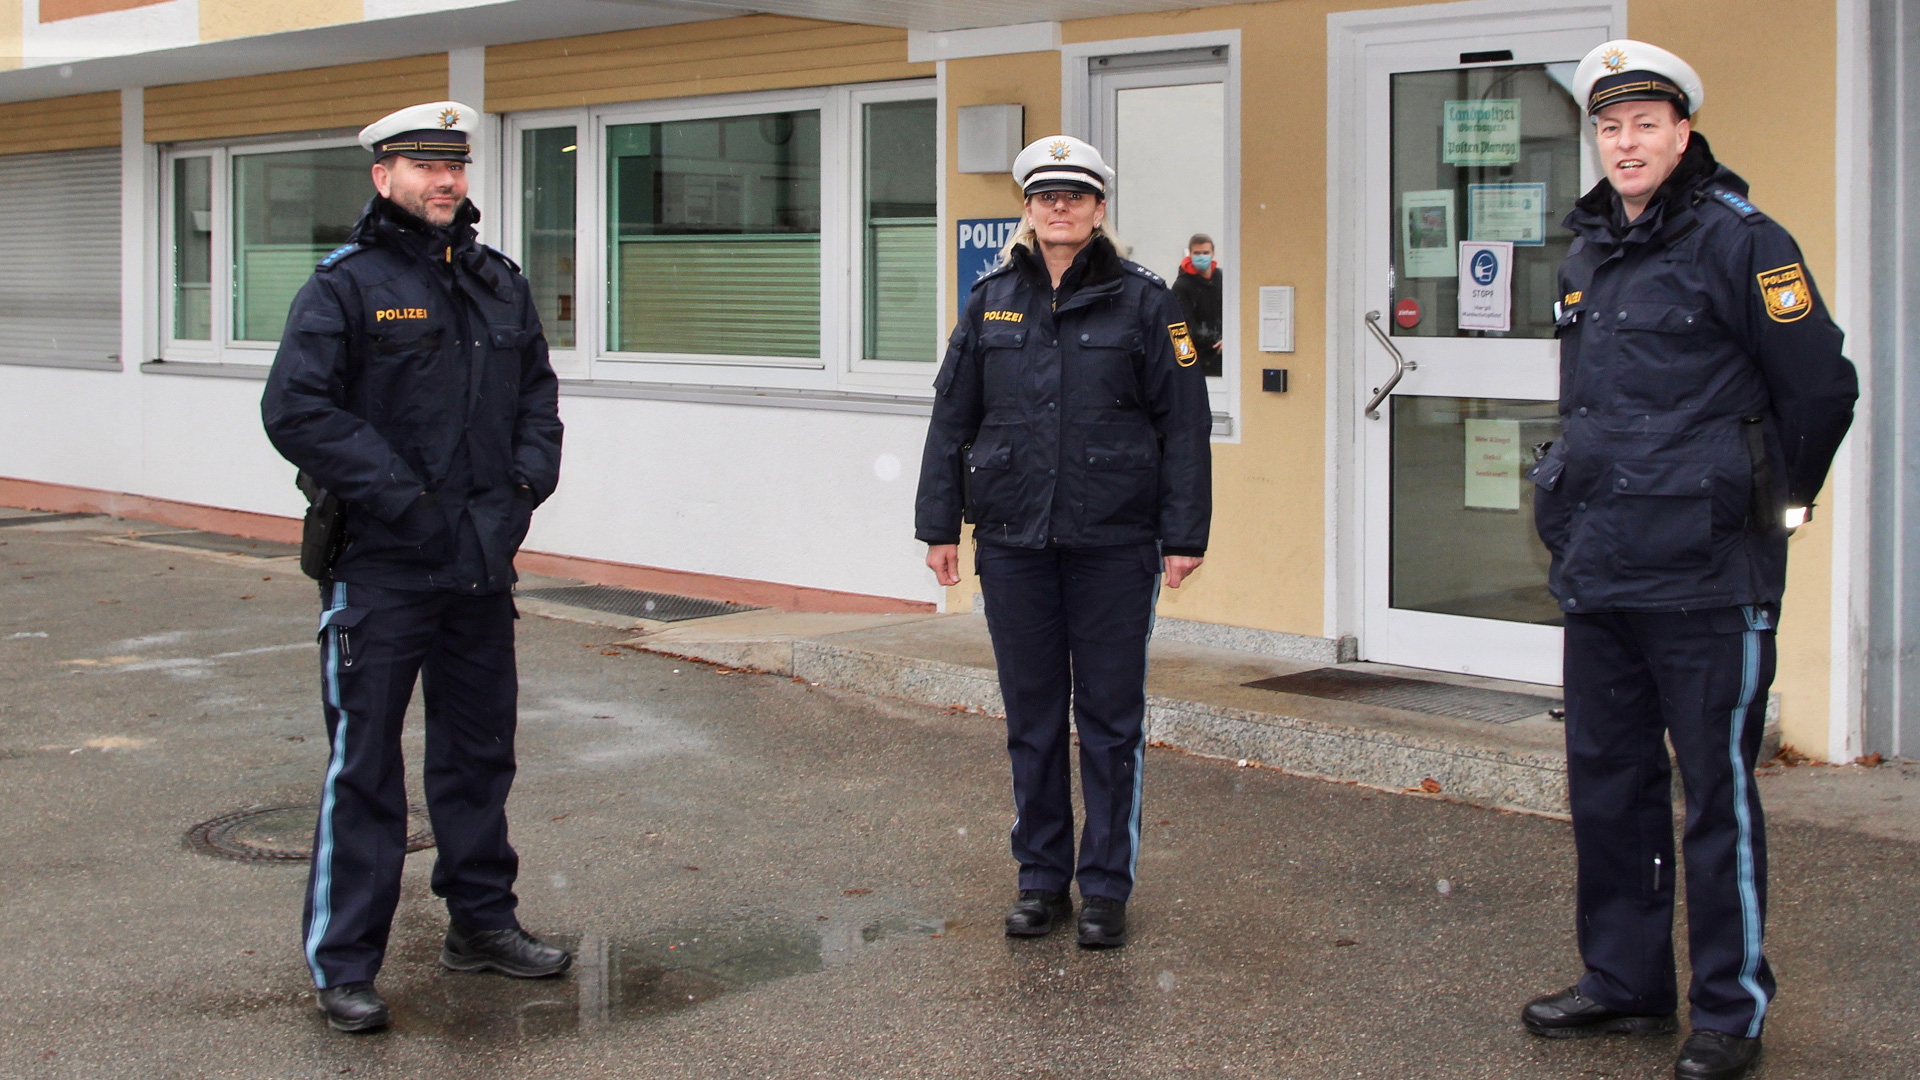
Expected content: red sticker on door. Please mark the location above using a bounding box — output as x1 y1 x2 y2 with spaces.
1394 299 1421 329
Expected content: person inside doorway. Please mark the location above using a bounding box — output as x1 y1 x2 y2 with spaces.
1171 233 1223 378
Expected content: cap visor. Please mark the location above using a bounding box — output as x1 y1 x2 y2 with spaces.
1023 178 1103 196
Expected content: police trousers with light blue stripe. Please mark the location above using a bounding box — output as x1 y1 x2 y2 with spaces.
303 581 522 989
1563 606 1777 1038
976 542 1161 903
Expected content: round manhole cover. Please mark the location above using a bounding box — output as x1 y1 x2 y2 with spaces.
186 804 435 863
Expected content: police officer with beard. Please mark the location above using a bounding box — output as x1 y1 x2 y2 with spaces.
262 101 567 1033
916 136 1212 949
1521 43 1855 1080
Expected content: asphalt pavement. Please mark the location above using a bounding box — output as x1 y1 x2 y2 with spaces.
0 513 1912 1079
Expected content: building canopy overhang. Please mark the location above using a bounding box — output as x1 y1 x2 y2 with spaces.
0 0 1250 105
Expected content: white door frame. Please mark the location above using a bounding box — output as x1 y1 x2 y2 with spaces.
1325 0 1624 681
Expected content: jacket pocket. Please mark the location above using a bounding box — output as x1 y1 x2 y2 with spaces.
1605 460 1715 571
979 329 1028 408
1614 302 1705 335
963 433 1016 525
506 489 534 551
1528 444 1571 556
1081 438 1159 528
317 605 370 670
1076 326 1146 404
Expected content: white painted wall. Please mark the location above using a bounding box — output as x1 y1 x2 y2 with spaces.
0 364 942 603
529 396 938 602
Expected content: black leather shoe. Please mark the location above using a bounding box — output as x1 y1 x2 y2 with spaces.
1004 889 1072 937
1076 895 1128 949
440 923 573 978
1675 1029 1762 1080
317 981 389 1033
1522 986 1676 1038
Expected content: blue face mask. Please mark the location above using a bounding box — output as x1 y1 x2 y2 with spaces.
1190 252 1213 272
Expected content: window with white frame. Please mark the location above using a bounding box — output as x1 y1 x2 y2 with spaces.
162 136 370 362
502 81 939 393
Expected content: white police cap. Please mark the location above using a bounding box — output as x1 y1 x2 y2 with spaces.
1012 135 1115 197
1573 40 1704 117
357 101 478 161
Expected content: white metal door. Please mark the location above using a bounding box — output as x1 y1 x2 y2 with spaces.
1356 26 1605 684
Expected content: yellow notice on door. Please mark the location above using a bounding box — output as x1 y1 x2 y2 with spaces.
1464 418 1522 511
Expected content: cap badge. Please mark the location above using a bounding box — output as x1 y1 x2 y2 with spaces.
1602 48 1627 73
437 107 461 129
1047 139 1072 162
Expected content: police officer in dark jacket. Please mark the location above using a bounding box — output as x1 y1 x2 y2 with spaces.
1520 44 1856 1080
261 101 568 1033
916 136 1212 949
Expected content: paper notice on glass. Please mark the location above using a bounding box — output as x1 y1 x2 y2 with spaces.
1442 99 1521 166
1401 189 1456 278
1258 285 1294 352
1464 418 1523 511
1468 183 1547 246
1457 240 1514 332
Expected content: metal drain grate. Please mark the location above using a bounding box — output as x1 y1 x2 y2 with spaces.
0 512 95 528
136 531 301 558
1244 667 1561 724
186 804 434 863
517 585 758 623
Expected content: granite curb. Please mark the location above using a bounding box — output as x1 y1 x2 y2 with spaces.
633 630 1573 817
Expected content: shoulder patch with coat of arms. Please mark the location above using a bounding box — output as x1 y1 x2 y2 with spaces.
1168 322 1198 366
1757 263 1812 323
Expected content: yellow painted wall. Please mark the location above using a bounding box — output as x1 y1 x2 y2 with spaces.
487 15 931 113
145 54 447 143
1630 0 1842 757
199 0 360 42
939 0 1843 756
0 0 19 72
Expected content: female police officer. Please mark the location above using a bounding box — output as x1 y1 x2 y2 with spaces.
914 136 1212 949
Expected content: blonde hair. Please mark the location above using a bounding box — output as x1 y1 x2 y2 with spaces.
998 204 1130 266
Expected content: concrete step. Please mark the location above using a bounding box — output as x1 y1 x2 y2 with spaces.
619 609 1573 818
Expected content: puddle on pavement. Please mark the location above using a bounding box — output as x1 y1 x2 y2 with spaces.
387 912 949 1039
391 919 817 1038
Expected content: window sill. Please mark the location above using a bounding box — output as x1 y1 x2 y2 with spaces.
1 355 121 372
560 378 933 416
141 359 269 380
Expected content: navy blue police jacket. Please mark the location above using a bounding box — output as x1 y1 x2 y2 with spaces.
1530 135 1856 613
915 236 1212 555
261 196 563 594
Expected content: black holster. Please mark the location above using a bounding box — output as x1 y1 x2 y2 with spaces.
959 441 976 524
1741 415 1779 534
295 471 348 580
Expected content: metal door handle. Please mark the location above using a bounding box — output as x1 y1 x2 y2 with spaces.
1362 310 1416 420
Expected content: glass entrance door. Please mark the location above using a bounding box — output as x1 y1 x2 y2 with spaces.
1358 29 1602 684
1089 47 1233 430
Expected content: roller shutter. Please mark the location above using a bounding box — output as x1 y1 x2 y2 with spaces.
0 146 121 366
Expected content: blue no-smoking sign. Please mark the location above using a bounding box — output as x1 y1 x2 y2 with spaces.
957 218 1021 313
